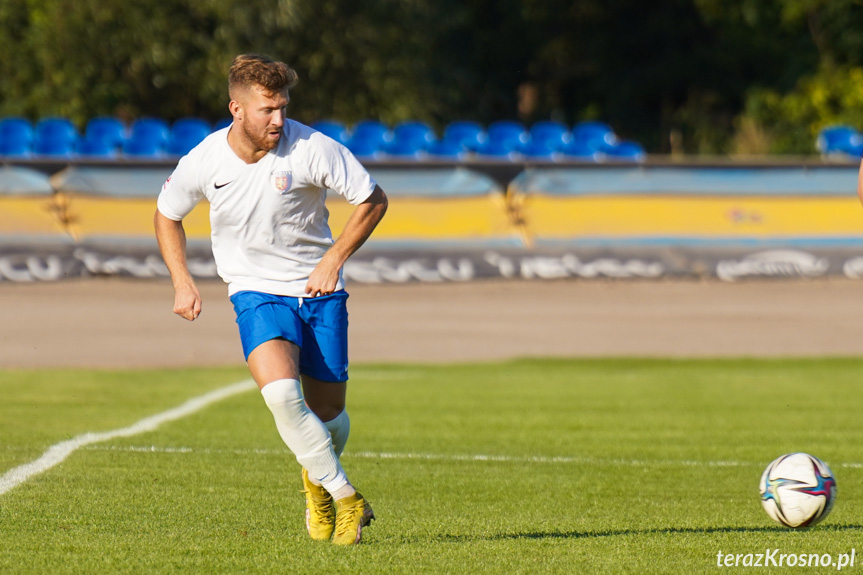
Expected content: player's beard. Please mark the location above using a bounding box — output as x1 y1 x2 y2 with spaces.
240 122 281 153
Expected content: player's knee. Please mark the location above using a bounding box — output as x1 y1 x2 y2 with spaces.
306 399 345 423
301 377 346 421
261 379 305 412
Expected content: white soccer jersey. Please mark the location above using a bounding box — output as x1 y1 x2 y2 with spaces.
157 120 377 297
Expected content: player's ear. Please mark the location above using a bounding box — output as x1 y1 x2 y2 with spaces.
229 99 243 121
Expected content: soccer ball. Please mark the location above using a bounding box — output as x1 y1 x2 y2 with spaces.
760 452 837 528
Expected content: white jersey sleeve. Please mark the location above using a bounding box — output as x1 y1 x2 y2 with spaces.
157 153 205 221
305 132 376 205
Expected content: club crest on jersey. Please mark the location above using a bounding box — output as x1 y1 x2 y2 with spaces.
271 170 291 194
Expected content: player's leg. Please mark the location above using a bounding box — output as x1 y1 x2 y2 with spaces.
248 338 355 541
248 338 351 496
232 291 350 493
298 376 359 543
299 291 374 545
231 291 359 542
302 376 349 456
299 374 354 542
297 291 353 459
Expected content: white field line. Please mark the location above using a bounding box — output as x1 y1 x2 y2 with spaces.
79 445 863 471
0 379 255 496
78 445 768 469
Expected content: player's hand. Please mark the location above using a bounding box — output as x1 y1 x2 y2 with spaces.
173 283 202 321
306 260 340 297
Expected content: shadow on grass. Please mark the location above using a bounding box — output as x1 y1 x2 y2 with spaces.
432 523 863 543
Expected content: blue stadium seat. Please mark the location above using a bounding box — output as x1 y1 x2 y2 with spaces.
35 117 78 142
378 120 436 159
558 140 600 161
0 117 34 155
171 118 211 138
486 120 528 151
311 120 349 144
345 136 382 159
344 120 391 159
529 120 571 151
122 118 169 157
518 140 556 160
129 118 170 147
426 139 467 160
123 137 164 157
392 120 436 150
381 138 424 160
0 138 32 157
76 137 118 158
350 120 392 148
443 121 487 151
600 141 647 162
33 118 79 157
817 125 863 156
572 121 616 149
33 137 76 157
473 139 517 160
167 118 211 155
85 117 127 148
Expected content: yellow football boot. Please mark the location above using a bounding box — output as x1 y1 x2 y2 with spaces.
301 468 335 541
332 492 375 545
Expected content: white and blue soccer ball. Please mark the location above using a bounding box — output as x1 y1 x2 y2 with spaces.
760 452 837 528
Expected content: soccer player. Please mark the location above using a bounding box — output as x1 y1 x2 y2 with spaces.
154 54 388 545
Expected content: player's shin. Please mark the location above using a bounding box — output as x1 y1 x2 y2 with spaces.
260 379 353 498
323 409 350 457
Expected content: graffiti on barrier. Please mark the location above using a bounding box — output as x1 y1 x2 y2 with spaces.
842 257 863 279
483 252 665 280
342 252 667 283
716 250 829 282
6 246 863 283
344 257 475 283
0 250 670 283
0 255 66 282
0 249 218 282
74 249 218 278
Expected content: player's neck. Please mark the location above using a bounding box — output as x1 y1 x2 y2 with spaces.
226 124 270 165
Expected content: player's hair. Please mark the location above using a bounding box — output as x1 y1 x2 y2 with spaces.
228 54 298 99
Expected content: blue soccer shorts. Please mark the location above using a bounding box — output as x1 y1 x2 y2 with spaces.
230 290 350 382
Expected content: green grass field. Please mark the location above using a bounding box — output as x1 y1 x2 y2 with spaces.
2 359 863 574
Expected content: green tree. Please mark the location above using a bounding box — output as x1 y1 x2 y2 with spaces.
728 0 863 154
0 0 237 125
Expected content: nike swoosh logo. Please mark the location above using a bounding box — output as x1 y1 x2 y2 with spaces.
214 181 233 189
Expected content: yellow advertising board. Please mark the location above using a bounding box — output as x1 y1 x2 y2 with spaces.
515 195 863 242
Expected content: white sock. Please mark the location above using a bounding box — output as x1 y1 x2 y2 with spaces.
323 409 350 457
260 379 351 495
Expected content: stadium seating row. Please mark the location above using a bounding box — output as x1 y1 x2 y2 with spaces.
0 117 226 159
312 119 646 162
0 116 646 162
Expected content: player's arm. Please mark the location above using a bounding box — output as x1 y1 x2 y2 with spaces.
306 185 388 297
154 209 202 321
